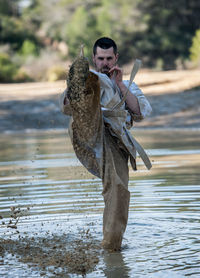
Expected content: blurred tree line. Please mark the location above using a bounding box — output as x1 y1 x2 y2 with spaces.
0 0 200 82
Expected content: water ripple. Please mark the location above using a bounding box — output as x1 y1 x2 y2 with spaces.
0 129 200 277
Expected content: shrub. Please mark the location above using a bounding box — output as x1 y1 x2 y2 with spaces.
189 29 200 67
46 65 67 81
13 68 33 82
0 52 18 82
20 39 38 57
22 48 70 81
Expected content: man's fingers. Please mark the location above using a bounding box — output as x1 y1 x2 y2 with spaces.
108 68 115 74
109 67 121 75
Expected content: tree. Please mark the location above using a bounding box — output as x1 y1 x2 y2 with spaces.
190 29 200 66
136 0 200 69
0 0 20 16
0 0 40 51
0 53 18 82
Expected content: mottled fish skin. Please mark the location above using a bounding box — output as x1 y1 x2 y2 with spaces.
67 57 89 103
67 56 103 177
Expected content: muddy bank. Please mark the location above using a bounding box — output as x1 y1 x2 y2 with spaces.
135 88 200 129
0 69 200 131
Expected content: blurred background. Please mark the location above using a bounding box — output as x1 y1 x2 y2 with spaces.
0 0 200 83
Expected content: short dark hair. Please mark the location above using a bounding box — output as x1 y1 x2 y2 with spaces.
93 37 118 55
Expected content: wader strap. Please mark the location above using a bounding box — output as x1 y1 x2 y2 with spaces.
111 59 142 110
125 127 152 170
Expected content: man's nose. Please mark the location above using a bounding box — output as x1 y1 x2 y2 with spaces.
103 59 108 66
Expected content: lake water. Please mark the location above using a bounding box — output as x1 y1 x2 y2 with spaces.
0 128 200 278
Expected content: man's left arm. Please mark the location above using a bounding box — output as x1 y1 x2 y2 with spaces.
117 81 142 118
126 81 152 121
109 66 152 121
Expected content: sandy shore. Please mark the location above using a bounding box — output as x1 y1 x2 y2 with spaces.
0 69 200 132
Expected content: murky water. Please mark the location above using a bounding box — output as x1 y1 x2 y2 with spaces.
0 128 200 277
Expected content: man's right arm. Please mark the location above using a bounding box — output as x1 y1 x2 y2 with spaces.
59 88 72 116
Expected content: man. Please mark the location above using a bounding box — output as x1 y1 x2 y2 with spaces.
60 37 152 251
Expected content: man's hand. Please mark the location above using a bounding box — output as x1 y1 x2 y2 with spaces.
109 65 141 116
108 65 123 85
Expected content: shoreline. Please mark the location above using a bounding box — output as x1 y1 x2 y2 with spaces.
0 69 200 132
2 126 200 136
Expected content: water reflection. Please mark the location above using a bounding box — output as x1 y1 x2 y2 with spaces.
103 251 130 278
0 128 200 277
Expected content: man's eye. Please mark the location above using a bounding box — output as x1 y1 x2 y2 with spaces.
98 57 104 60
107 57 112 61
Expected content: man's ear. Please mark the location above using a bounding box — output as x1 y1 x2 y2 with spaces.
116 53 119 62
92 54 95 63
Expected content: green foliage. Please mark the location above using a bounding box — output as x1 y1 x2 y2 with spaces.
20 39 38 57
0 16 26 50
0 0 41 54
0 0 20 16
189 29 200 65
96 0 113 37
14 68 33 82
0 14 39 53
46 65 66 81
136 0 200 69
0 51 32 83
66 5 100 60
0 53 18 82
1 0 200 82
65 0 137 61
66 6 89 57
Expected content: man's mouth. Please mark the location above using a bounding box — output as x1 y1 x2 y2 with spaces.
101 67 110 76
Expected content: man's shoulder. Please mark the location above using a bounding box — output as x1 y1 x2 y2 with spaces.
90 69 108 79
90 70 113 87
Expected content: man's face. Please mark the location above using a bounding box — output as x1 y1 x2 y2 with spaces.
93 46 118 76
